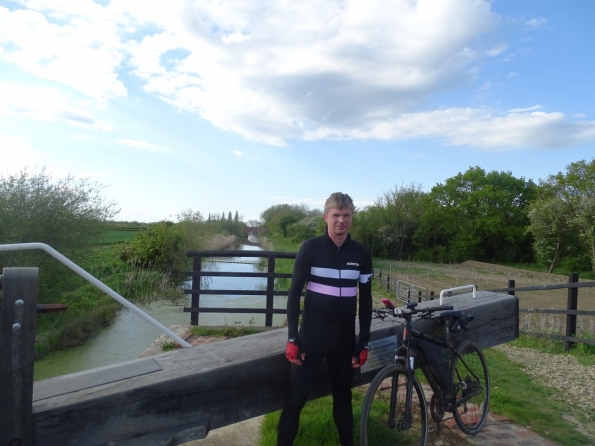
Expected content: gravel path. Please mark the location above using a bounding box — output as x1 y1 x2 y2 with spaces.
496 344 595 442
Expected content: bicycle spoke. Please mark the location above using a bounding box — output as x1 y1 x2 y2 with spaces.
450 341 490 435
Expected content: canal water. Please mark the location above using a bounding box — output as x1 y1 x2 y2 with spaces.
33 243 288 381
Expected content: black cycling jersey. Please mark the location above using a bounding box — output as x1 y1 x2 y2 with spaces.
278 231 373 446
286 231 373 345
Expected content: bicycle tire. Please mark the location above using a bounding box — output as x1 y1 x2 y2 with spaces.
449 340 490 435
360 364 428 446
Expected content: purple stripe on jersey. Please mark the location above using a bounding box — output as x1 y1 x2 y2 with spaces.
307 281 357 297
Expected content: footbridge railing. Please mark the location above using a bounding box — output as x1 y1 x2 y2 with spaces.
185 249 299 326
0 243 190 348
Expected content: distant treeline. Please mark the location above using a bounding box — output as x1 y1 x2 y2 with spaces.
259 159 595 275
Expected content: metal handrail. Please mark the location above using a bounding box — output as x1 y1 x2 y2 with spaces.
439 284 477 305
0 243 191 348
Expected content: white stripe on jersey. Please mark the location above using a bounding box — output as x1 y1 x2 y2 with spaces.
311 267 360 280
359 273 372 283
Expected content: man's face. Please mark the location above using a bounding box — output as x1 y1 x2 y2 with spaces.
324 207 353 237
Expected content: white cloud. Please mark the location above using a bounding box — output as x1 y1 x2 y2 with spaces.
233 150 243 156
525 17 547 28
1 1 591 152
339 108 595 151
0 135 45 173
119 0 498 146
508 105 542 113
485 43 508 57
116 139 168 153
0 81 112 131
0 4 127 101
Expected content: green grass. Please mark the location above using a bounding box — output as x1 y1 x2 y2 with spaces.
190 323 261 338
259 391 367 446
97 229 139 245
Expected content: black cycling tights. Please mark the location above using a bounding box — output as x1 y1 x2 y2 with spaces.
277 320 355 446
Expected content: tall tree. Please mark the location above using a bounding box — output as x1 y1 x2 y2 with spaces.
373 183 426 259
428 167 536 263
533 158 595 272
527 198 574 273
574 196 595 273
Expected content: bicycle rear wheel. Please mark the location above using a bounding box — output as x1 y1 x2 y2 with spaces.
449 340 490 435
360 364 428 446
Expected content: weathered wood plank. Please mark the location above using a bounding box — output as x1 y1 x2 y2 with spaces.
32 291 518 445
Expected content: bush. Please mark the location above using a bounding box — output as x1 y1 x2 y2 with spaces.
0 168 118 256
119 221 186 273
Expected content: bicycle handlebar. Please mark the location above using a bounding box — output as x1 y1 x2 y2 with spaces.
395 304 454 318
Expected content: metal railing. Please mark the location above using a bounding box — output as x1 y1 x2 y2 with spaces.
0 243 191 348
395 279 427 303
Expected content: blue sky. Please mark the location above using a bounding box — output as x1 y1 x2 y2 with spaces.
1 0 594 223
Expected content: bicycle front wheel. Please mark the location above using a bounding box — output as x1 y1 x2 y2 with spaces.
449 340 490 435
360 364 428 446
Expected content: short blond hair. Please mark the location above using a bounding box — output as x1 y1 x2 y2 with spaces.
324 192 354 214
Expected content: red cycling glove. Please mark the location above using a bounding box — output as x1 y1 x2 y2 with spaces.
286 341 300 361
357 348 368 366
352 342 370 366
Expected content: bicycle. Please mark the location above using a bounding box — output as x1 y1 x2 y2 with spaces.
359 293 490 446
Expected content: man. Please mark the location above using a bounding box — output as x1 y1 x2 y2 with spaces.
277 192 373 446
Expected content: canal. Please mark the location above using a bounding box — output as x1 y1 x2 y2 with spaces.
33 243 288 381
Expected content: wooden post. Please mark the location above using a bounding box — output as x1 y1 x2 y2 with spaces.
386 273 390 292
191 254 202 326
508 279 515 295
418 291 422 303
565 272 579 351
265 255 276 326
0 267 38 446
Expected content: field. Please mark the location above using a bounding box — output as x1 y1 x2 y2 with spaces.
373 259 595 338
97 228 140 245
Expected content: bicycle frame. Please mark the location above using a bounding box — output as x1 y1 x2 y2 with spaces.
396 309 486 422
395 315 451 419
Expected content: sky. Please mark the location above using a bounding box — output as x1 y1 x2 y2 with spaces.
1 0 594 224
